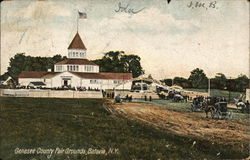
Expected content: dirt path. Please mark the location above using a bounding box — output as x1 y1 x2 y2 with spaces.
104 100 250 145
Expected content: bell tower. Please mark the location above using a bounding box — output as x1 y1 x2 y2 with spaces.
68 32 87 59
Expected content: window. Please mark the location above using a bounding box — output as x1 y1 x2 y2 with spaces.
76 52 78 57
56 65 62 71
76 65 79 71
67 65 69 71
84 65 92 72
73 65 76 71
114 80 122 84
73 52 75 57
70 66 73 71
90 79 98 84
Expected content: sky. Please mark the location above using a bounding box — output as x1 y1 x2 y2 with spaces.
1 0 249 79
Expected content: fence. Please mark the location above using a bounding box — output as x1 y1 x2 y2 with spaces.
0 89 103 99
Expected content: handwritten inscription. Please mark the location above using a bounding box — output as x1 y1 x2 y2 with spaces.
187 1 218 10
115 2 145 14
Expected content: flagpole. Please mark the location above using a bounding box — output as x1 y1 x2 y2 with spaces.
77 11 79 32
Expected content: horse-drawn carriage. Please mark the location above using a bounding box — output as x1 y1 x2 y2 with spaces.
191 96 205 112
234 99 250 114
172 94 184 102
210 102 232 119
191 96 233 119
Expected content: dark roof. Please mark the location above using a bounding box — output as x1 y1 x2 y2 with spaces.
100 72 132 80
71 72 106 79
19 71 132 80
19 71 48 78
72 72 132 80
19 71 60 78
68 32 87 50
55 59 98 66
29 81 46 86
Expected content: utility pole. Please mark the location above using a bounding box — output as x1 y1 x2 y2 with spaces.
208 78 211 96
141 79 143 92
228 77 231 103
122 73 124 93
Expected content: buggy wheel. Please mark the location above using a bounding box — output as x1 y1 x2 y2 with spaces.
218 111 222 119
227 112 233 119
191 105 195 112
211 111 216 119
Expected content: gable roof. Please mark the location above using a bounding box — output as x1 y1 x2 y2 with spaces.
68 32 87 50
72 72 132 80
99 72 132 80
71 72 105 79
55 59 98 66
19 71 48 78
18 71 132 80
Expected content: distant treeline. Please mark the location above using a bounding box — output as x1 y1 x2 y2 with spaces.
161 68 249 92
0 53 248 92
0 53 67 80
92 51 144 78
0 51 144 81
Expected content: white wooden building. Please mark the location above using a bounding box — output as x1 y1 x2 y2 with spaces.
18 32 132 90
246 89 250 101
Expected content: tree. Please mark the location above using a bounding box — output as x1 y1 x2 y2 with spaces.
161 79 172 86
211 73 227 90
188 68 208 89
92 51 144 78
0 72 10 81
6 53 67 79
7 53 26 79
173 77 191 88
234 74 249 92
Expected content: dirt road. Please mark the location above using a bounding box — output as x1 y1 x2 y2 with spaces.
105 100 250 146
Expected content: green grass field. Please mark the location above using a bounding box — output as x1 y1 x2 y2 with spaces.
134 99 249 120
185 88 244 102
0 97 248 160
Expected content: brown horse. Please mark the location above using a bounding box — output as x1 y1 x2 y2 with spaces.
204 105 216 118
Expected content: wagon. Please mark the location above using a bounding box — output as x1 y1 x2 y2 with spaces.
191 97 205 112
172 94 184 102
211 102 232 119
191 103 204 112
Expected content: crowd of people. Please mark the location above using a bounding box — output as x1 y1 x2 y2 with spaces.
15 85 102 92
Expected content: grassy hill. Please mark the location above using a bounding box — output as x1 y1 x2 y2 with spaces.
0 97 247 159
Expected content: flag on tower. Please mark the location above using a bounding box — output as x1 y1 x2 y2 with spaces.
78 11 87 19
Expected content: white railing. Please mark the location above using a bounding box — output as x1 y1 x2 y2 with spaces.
0 89 102 98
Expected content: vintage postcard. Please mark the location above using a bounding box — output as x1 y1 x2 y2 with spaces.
0 0 249 159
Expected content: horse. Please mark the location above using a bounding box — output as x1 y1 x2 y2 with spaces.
203 97 218 118
204 105 216 118
234 98 246 110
